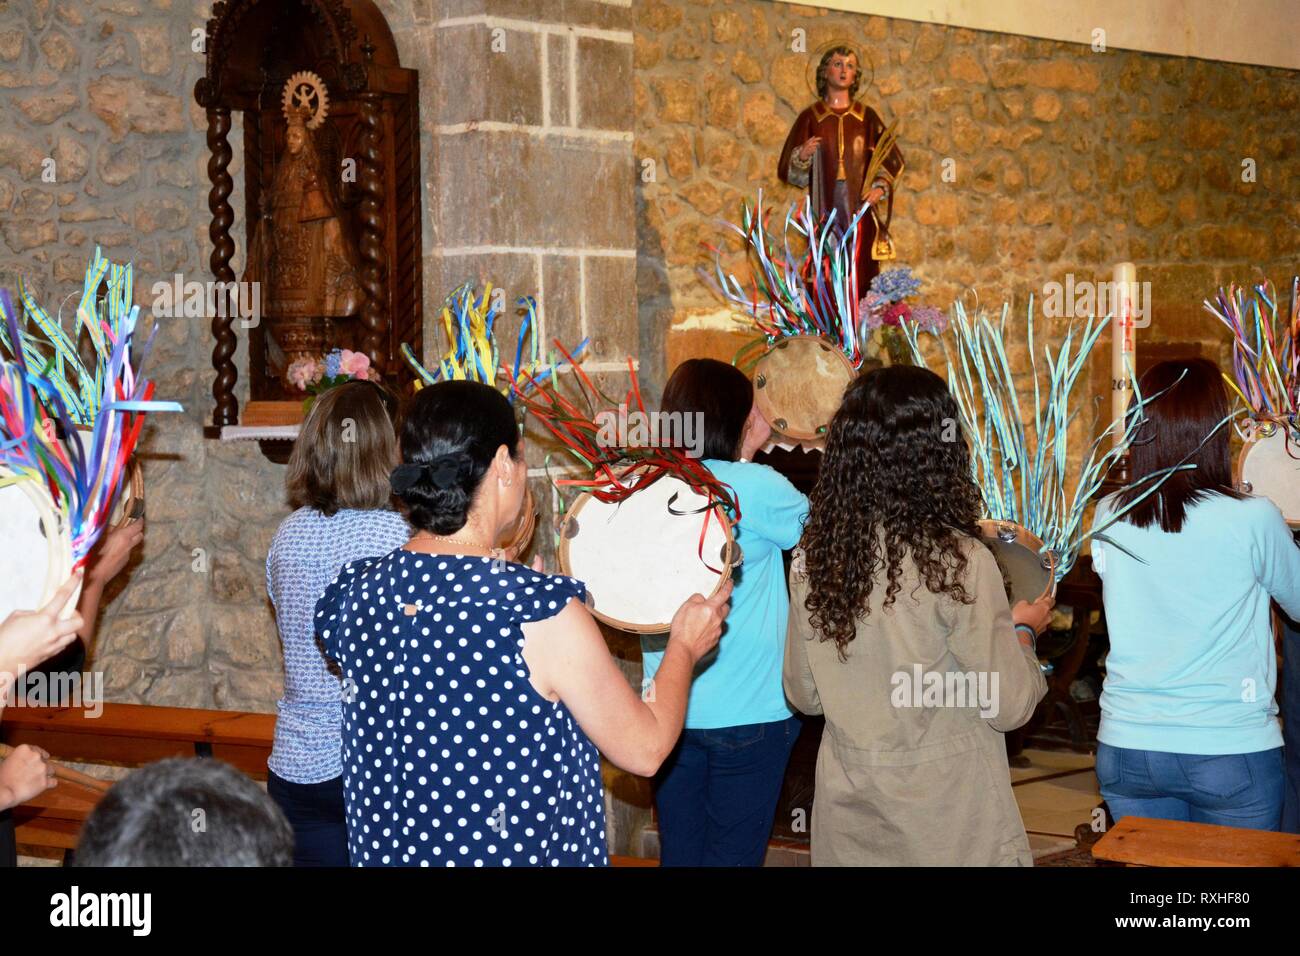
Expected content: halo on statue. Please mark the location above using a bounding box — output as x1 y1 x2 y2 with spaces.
281 70 329 130
803 38 875 100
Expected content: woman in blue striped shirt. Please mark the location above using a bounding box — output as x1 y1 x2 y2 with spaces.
265 381 408 865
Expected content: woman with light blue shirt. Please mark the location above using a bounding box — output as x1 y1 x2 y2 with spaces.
645 358 809 866
265 381 409 865
1091 359 1300 830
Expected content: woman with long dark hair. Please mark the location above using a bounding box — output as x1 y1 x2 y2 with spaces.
784 365 1052 865
1093 359 1300 830
648 358 809 866
315 381 729 866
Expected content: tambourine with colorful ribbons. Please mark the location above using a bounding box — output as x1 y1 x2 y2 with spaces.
750 334 855 443
1204 278 1299 525
0 261 181 602
905 299 1183 596
514 347 740 633
558 466 736 633
1235 418 1300 526
401 282 592 558
0 250 179 536
707 195 877 449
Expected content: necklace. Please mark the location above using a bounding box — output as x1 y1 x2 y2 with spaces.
411 527 498 555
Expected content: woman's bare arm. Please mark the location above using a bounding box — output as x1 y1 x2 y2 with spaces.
522 584 730 777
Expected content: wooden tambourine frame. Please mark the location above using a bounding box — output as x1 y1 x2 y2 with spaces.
557 472 736 634
496 482 537 558
752 334 856 443
1235 419 1300 529
68 427 145 532
977 518 1056 605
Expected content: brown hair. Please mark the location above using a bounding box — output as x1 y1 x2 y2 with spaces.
1112 358 1241 533
285 380 398 516
816 46 862 101
661 358 753 461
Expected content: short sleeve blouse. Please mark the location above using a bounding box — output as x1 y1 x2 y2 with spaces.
316 548 609 867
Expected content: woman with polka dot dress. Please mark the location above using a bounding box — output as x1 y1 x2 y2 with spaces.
315 381 731 866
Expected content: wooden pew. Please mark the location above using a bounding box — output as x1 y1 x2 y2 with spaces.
1092 816 1300 867
0 703 275 777
1 703 275 859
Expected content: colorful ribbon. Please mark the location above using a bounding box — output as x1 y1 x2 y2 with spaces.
1203 278 1298 434
402 281 589 400
0 253 182 568
702 193 872 369
904 298 1188 580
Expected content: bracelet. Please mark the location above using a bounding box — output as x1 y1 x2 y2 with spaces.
1015 623 1037 646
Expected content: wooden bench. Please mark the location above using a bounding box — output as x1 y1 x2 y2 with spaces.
1 703 275 859
1092 816 1300 867
3 705 669 866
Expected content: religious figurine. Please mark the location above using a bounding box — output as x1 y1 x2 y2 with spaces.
777 45 905 287
243 71 361 385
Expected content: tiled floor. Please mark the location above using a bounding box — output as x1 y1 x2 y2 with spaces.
1013 748 1100 860
637 747 1101 866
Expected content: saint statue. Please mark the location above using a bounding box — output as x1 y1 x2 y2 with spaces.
778 46 905 287
243 71 361 383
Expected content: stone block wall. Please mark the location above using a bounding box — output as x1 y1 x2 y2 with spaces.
0 0 289 711
1 0 649 853
633 0 1300 382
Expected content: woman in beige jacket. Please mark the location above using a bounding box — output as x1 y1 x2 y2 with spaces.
783 366 1053 866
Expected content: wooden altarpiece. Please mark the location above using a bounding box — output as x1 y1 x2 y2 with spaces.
195 0 422 459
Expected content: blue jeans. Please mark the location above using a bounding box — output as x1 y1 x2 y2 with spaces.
653 715 799 867
1283 613 1300 833
266 770 350 867
1097 743 1284 831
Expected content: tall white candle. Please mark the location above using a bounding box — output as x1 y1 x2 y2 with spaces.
1111 262 1137 448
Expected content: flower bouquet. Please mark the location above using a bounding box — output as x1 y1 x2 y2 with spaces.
286 348 379 412
858 266 946 366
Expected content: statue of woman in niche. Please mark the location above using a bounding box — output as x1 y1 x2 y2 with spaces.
778 45 904 287
243 71 361 380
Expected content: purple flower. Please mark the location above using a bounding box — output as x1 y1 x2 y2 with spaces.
869 266 922 304
324 349 342 378
910 305 948 334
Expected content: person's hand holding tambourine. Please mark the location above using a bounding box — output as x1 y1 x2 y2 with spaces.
667 581 733 666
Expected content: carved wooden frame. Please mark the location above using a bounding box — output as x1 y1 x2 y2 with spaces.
194 0 422 447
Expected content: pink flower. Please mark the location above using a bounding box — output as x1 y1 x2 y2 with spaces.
286 358 321 391
338 349 371 379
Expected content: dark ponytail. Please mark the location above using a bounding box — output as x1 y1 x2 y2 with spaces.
394 381 519 535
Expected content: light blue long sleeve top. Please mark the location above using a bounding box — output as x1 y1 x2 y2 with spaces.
1091 493 1300 755
640 459 809 730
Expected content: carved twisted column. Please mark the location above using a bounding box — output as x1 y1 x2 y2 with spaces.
206 107 239 427
357 90 388 374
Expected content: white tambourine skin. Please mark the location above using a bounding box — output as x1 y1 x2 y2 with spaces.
1238 422 1300 527
0 470 74 622
559 473 732 634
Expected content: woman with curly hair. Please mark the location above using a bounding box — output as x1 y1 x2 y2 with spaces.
783 365 1053 866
